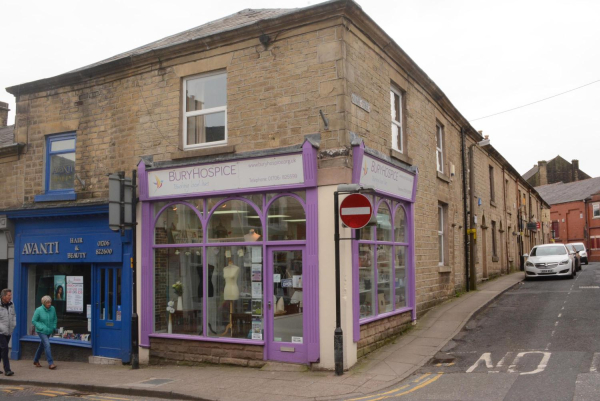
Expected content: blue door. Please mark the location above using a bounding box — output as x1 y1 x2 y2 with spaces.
93 264 130 361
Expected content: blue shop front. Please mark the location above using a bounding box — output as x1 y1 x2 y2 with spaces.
8 204 132 363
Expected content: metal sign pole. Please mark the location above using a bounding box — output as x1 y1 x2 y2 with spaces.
333 190 344 376
130 170 139 369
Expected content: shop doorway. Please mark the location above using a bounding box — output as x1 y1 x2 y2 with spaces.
94 264 128 361
265 246 307 364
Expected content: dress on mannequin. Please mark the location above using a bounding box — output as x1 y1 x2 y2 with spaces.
244 229 261 242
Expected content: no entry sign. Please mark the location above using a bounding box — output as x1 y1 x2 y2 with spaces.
340 194 372 229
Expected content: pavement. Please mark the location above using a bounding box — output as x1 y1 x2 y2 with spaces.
0 272 524 401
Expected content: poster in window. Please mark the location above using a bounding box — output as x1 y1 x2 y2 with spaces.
54 275 66 301
66 276 84 312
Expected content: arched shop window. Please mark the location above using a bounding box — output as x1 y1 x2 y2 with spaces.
152 196 267 341
207 200 262 243
358 198 409 319
267 196 306 241
153 202 203 336
155 203 202 244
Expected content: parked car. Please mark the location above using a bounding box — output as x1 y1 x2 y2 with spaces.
524 244 576 279
569 242 588 265
566 244 582 271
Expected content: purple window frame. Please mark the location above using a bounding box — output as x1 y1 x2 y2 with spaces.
137 141 320 363
351 142 418 342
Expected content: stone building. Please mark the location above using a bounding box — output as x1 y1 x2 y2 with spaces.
536 177 600 262
1 0 548 370
524 156 590 187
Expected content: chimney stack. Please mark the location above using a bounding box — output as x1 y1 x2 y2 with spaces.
572 159 579 182
538 160 548 186
0 102 9 128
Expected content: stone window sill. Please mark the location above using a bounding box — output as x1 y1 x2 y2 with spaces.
390 149 413 165
490 200 497 208
492 256 499 262
171 145 235 160
437 171 450 183
34 192 77 202
438 265 452 273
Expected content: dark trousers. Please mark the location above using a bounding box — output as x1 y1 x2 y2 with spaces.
0 334 11 371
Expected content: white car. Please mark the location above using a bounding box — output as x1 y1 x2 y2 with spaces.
569 242 588 265
524 244 576 279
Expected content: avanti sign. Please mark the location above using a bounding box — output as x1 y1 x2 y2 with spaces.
20 233 122 263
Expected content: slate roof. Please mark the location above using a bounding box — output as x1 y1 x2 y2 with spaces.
535 177 600 205
522 165 538 181
69 8 296 74
0 125 14 147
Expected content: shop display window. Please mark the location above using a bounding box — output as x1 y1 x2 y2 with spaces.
207 200 261 243
154 248 203 336
27 264 92 342
206 245 263 340
358 244 375 318
357 198 409 321
151 192 306 342
267 196 306 241
155 203 202 245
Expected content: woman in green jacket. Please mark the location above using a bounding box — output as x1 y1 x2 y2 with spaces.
31 295 57 369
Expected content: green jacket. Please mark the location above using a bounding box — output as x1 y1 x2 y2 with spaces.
32 305 57 335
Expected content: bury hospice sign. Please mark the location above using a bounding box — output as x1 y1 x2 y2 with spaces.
359 155 415 200
149 154 304 198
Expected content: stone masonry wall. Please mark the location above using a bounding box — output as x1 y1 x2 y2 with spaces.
150 337 265 367
5 18 347 210
357 311 412 358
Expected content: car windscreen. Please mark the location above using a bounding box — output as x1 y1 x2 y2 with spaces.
531 246 567 256
573 244 584 251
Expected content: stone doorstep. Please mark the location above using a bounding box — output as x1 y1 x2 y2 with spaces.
88 356 122 365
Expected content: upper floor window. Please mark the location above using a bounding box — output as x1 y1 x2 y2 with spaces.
593 203 600 219
183 71 227 149
438 204 445 266
390 87 403 153
491 221 497 257
436 123 444 173
47 133 76 192
489 166 495 202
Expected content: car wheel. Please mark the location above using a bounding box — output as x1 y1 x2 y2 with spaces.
571 266 576 279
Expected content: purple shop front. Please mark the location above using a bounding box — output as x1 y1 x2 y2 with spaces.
138 140 320 365
351 141 418 343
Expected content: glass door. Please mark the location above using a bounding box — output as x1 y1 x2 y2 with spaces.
266 246 307 364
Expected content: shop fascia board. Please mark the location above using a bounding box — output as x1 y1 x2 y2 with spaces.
2 202 109 219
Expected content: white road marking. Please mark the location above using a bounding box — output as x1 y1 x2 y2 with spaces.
590 353 600 373
508 351 551 375
555 321 559 326
558 313 562 318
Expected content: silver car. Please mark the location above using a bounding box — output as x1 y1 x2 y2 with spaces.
524 244 576 279
569 242 588 265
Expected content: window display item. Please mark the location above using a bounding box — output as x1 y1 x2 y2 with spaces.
223 262 240 301
244 229 261 242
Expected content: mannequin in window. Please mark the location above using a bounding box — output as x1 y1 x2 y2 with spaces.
244 229 261 242
223 260 240 300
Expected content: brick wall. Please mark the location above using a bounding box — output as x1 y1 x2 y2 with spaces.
357 311 412 358
150 337 265 367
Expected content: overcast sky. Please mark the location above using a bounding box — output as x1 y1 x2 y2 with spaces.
1 0 598 178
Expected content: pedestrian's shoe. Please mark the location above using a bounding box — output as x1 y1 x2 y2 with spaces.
33 361 42 367
4 371 14 376
49 364 57 370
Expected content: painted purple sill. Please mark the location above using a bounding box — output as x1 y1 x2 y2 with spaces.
359 306 413 326
148 333 264 346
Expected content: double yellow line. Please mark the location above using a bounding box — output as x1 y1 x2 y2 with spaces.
346 372 444 401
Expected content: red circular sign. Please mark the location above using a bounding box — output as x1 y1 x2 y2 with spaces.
340 194 373 229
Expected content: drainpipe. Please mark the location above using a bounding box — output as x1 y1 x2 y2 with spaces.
502 167 509 274
461 128 470 291
469 143 477 290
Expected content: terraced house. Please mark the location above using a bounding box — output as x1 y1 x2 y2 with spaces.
0 0 549 370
